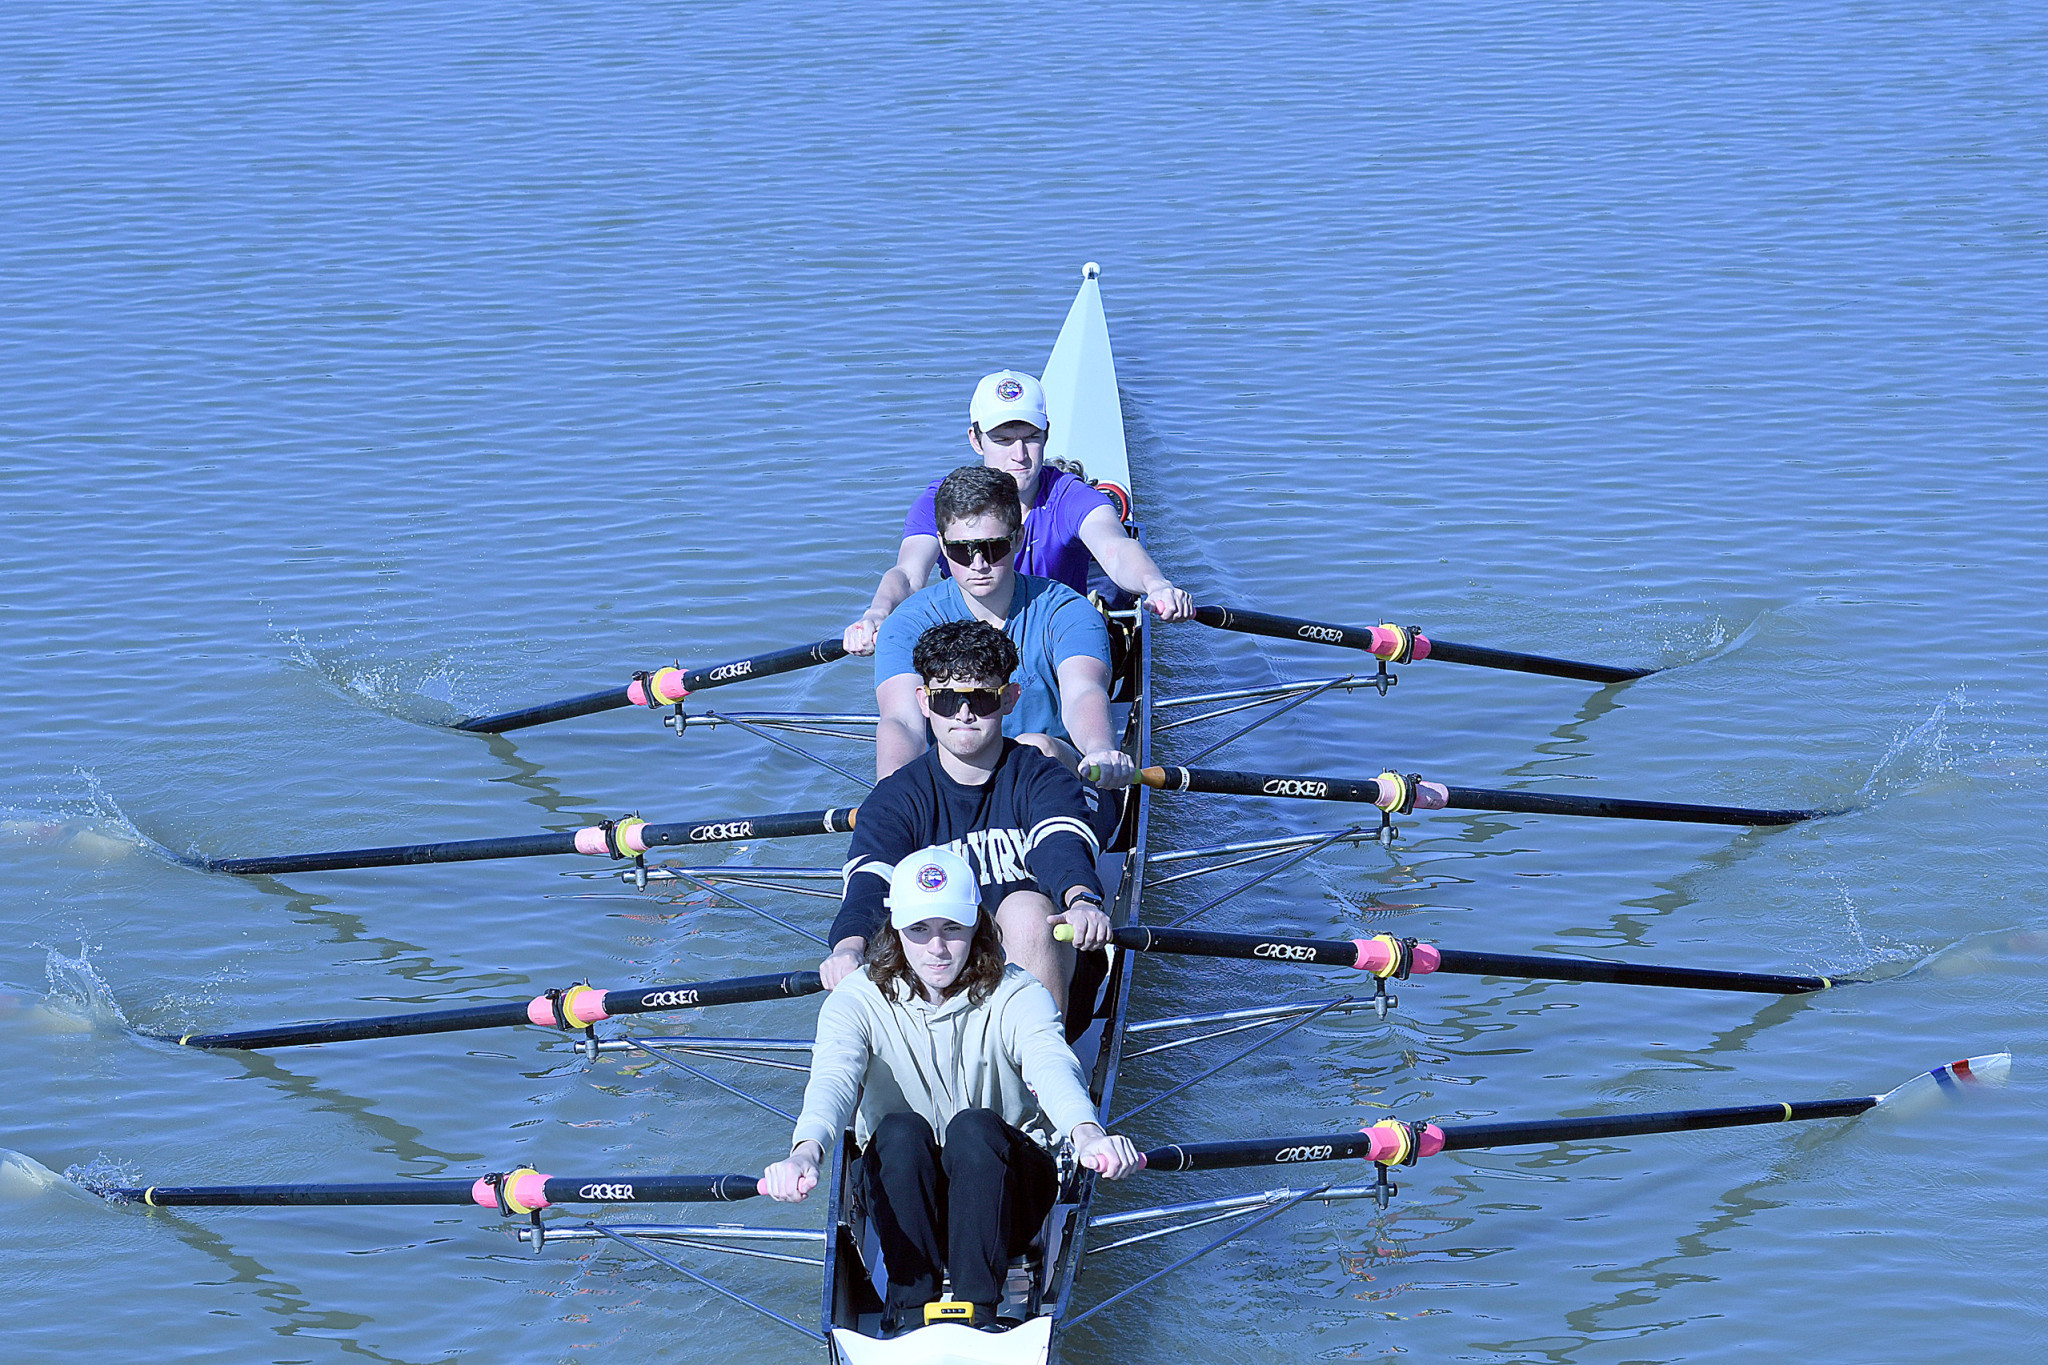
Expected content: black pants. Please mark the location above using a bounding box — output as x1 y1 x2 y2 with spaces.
864 1109 1059 1312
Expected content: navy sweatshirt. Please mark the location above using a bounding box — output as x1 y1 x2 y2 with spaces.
828 740 1106 947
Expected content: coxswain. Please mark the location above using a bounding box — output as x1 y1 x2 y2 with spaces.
843 368 1193 655
868 464 1133 787
823 618 1113 1018
763 845 1141 1337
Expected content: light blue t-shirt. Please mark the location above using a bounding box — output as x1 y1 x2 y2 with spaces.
874 574 1111 743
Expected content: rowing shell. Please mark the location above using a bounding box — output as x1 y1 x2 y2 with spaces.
823 264 1153 1364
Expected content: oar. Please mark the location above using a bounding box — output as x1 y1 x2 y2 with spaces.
1054 924 1844 995
455 639 847 734
1195 605 1653 685
105 1168 765 1208
1112 1053 2010 1174
210 806 858 876
1136 766 1827 828
159 968 823 1051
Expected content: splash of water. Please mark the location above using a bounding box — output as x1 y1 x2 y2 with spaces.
282 628 476 727
0 774 161 867
59 1153 142 1201
1856 685 1966 803
42 944 130 1031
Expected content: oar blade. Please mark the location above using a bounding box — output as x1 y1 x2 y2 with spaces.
1874 1052 2012 1120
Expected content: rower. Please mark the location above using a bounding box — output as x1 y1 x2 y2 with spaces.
870 464 1132 787
764 845 1141 1338
842 368 1193 656
822 619 1112 1018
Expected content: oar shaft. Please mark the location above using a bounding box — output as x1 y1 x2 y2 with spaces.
1442 785 1820 828
1415 637 1652 683
177 1001 535 1050
1138 765 1821 828
212 831 579 876
457 639 848 734
1097 924 1361 968
1194 604 1653 684
1430 948 1834 995
172 970 825 1051
1140 1095 1881 1173
1440 1097 1878 1150
211 808 858 878
1076 925 1835 996
456 685 627 734
114 1172 764 1208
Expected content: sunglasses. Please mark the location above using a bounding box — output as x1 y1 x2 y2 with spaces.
923 686 1005 719
941 535 1015 567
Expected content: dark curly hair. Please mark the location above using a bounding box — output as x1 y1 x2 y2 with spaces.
933 464 1024 536
866 912 1008 1008
911 619 1018 687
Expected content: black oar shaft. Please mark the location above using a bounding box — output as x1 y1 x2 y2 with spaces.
1430 948 1834 995
210 808 857 878
212 831 580 876
1140 765 1822 828
178 1001 534 1050
1441 785 1819 828
1440 1097 1878 1151
458 685 624 734
457 639 847 734
1414 637 1652 684
1106 925 1361 968
1140 1095 1880 1173
635 809 857 849
1090 925 1835 995
114 1172 763 1207
172 970 824 1051
1141 1132 1385 1172
1194 604 1653 684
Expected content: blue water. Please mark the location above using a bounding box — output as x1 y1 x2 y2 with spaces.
4 2 2044 1361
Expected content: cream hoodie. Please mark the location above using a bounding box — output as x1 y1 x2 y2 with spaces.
790 963 1099 1153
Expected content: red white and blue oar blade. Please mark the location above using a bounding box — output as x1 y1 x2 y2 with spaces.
1870 1052 2011 1120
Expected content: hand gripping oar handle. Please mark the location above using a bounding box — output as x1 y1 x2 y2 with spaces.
110 1170 768 1208
210 807 858 876
455 638 849 734
1055 924 1841 995
169 969 825 1051
1194 604 1655 685
1135 766 1826 828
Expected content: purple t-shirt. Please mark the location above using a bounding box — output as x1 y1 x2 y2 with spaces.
905 465 1115 594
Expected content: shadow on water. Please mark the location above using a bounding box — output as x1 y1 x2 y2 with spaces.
132 1208 472 1365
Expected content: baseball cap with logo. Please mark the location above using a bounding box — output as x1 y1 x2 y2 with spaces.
969 370 1049 433
886 846 981 930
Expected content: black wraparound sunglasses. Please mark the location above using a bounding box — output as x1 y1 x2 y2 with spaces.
941 535 1015 567
924 687 1005 718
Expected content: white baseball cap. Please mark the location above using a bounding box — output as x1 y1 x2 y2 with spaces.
969 370 1049 433
886 846 981 930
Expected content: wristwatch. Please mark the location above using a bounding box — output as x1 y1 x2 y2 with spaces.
1066 890 1104 912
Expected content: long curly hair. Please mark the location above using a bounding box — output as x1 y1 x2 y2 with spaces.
867 913 1007 1008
